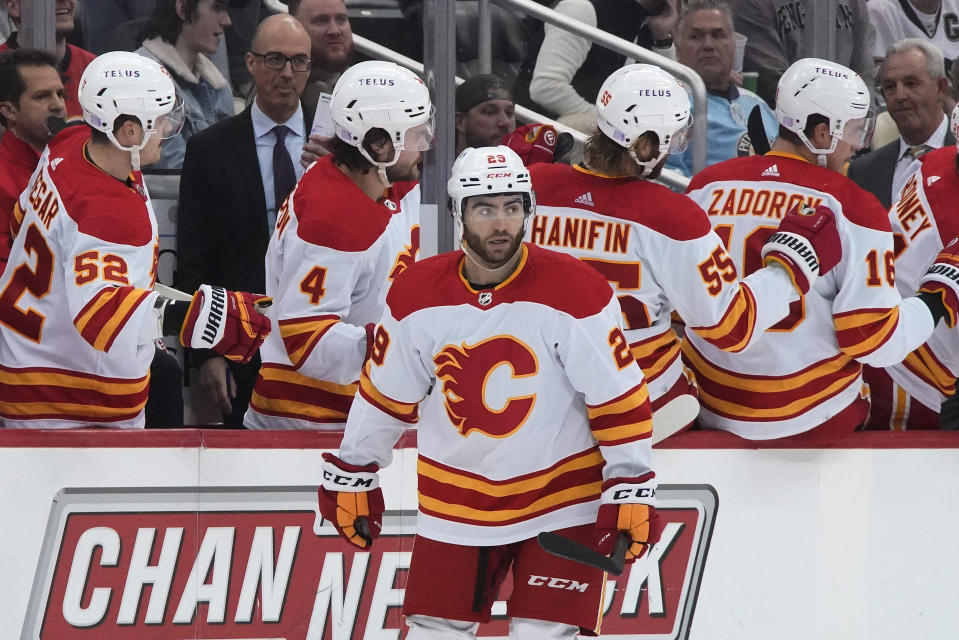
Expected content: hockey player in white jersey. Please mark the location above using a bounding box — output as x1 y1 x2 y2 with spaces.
684 57 959 440
244 60 433 429
0 51 271 429
527 63 844 416
319 146 659 638
861 103 959 428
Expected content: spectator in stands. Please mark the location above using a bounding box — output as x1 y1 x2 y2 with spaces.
288 0 356 166
135 0 237 169
848 39 951 209
79 0 155 55
288 0 353 118
176 14 311 427
455 74 516 155
529 0 678 133
666 0 777 176
0 0 95 121
870 0 959 80
0 48 65 275
732 0 874 108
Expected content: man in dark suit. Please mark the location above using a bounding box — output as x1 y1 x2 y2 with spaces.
848 38 952 209
176 13 312 427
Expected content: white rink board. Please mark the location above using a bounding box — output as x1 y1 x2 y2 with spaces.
1 431 958 639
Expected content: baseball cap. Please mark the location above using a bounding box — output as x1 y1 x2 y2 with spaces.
456 74 514 113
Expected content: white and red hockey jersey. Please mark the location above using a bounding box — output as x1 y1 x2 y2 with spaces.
339 243 654 545
878 147 959 417
526 163 801 408
685 151 937 438
0 128 162 429
244 155 420 429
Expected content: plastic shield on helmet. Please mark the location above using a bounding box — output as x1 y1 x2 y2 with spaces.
840 113 874 150
155 95 186 140
665 114 693 154
402 108 435 152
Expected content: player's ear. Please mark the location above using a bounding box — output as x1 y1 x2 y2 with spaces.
812 121 832 147
0 100 16 121
368 137 395 163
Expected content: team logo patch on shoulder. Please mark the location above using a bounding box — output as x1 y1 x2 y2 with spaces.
927 175 941 186
478 291 493 306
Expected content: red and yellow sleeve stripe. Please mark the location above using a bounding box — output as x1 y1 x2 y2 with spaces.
248 363 357 423
10 200 25 238
357 363 419 424
690 285 757 353
903 344 957 397
629 329 681 384
73 286 152 352
833 307 900 359
278 314 339 368
587 382 652 446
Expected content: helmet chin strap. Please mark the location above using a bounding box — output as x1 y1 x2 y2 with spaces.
628 148 667 179
377 163 392 188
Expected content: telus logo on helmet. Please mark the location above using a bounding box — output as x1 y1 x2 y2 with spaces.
814 66 849 79
638 89 672 97
22 485 717 639
101 69 141 78
358 78 396 86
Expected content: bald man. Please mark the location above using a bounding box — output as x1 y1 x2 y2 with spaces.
175 14 313 427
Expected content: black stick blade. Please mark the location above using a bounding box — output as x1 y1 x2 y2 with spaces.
536 531 628 576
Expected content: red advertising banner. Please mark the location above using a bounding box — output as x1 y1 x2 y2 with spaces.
24 485 716 639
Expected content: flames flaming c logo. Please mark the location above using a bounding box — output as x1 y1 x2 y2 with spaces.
433 336 538 438
389 226 420 281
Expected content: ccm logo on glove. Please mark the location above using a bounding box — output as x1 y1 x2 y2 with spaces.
612 486 656 501
322 469 377 489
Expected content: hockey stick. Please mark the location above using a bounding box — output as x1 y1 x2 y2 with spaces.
154 283 272 314
538 531 630 575
651 393 699 446
747 104 772 156
537 395 698 573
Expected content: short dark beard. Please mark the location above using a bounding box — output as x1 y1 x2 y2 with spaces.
462 225 524 268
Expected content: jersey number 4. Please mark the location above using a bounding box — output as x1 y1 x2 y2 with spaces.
0 224 54 341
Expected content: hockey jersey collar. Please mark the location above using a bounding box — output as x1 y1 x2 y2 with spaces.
457 243 529 293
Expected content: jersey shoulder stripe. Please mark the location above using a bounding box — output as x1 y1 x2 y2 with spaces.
386 243 614 321
44 134 154 246
290 155 393 251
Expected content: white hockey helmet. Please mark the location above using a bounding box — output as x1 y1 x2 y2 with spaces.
595 63 692 176
79 51 184 167
447 145 535 222
775 58 873 162
330 60 434 167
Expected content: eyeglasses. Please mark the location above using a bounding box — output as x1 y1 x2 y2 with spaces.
249 51 312 72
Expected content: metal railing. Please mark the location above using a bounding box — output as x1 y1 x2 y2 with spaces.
485 0 707 176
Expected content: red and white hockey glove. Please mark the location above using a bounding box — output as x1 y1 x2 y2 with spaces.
318 452 385 549
761 203 841 294
595 474 661 564
501 123 572 164
918 238 959 328
179 284 272 363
